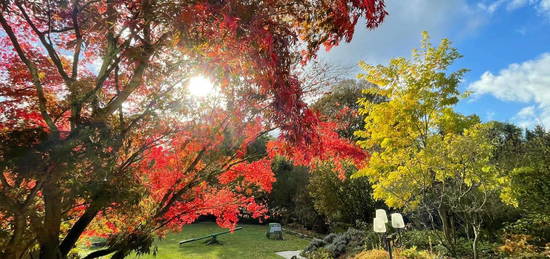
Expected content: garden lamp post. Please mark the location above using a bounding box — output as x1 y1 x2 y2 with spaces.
373 209 405 259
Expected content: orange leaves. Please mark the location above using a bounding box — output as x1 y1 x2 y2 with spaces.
139 143 201 201
219 158 275 192
268 112 369 177
132 109 274 232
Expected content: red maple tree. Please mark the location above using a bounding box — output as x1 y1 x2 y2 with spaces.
0 0 386 258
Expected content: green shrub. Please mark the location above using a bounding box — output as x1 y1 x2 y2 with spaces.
450 238 499 258
399 229 499 258
306 248 333 259
269 158 327 232
302 228 366 258
308 163 379 225
302 238 326 255
502 213 550 246
362 230 382 251
492 213 550 258
322 233 338 244
398 246 437 259
399 230 441 251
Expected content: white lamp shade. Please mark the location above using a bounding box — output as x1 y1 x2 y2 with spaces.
375 209 388 223
391 213 405 228
373 217 387 233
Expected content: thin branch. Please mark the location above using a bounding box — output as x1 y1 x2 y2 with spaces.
0 13 58 132
152 117 234 211
117 134 171 173
85 0 127 101
40 26 74 34
0 171 11 189
121 77 188 136
15 1 71 83
82 247 116 259
155 146 209 217
22 180 43 207
115 65 124 129
71 0 82 80
96 58 150 119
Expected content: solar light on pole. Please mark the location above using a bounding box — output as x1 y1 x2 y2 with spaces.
373 217 387 233
373 210 405 259
376 209 388 223
391 213 405 229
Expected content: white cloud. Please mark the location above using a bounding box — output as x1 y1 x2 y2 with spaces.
478 0 506 14
469 53 550 128
508 0 529 10
507 0 550 17
317 0 550 68
318 0 493 67
517 106 536 117
513 106 538 128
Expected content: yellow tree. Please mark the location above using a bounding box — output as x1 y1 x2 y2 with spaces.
353 32 503 258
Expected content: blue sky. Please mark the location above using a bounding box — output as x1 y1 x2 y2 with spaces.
319 0 550 129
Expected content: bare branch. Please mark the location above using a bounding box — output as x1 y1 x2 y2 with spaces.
96 56 151 119
40 26 74 34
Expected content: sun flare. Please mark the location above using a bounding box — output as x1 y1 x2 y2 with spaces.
188 75 215 97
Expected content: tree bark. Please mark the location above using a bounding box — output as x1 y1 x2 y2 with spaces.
438 206 456 256
2 214 26 259
472 224 480 259
39 178 62 259
82 248 116 259
111 250 128 259
59 202 102 256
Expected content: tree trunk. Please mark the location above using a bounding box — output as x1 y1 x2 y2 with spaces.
39 178 62 259
438 206 456 256
82 248 116 259
472 224 480 259
3 214 26 258
111 250 128 259
39 239 62 259
59 202 102 256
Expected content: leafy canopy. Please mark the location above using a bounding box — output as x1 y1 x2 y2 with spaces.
0 0 387 258
353 32 502 209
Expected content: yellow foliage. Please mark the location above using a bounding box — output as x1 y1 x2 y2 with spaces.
353 32 504 210
353 249 394 259
353 248 437 259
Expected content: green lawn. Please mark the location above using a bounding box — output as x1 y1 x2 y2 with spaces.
106 222 309 259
